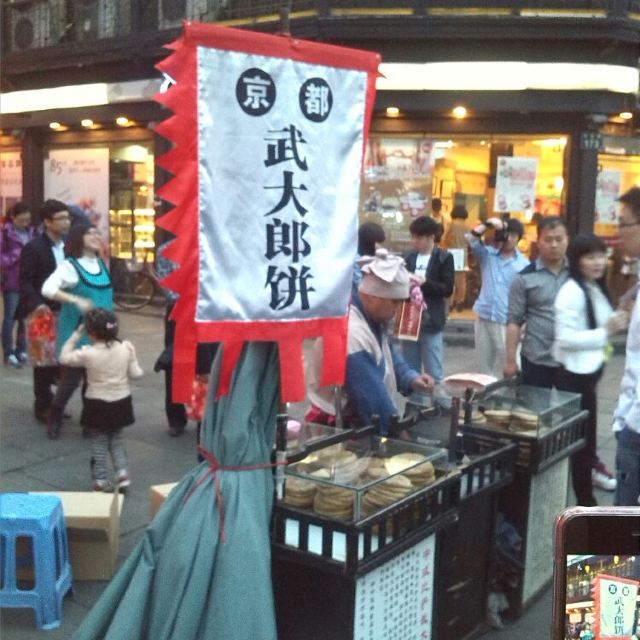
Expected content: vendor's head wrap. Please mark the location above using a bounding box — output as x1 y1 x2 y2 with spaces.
358 248 410 300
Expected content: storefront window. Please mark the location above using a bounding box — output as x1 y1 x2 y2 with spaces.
361 134 568 256
109 143 155 261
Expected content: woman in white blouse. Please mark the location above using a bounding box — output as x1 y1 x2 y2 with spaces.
41 221 113 438
553 234 628 506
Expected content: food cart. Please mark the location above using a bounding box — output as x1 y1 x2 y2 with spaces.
460 382 588 619
272 422 458 640
407 403 518 639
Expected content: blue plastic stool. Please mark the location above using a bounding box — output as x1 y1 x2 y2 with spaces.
0 493 74 630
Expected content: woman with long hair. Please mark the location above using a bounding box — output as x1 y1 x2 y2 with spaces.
553 233 628 505
1 201 35 366
41 221 113 438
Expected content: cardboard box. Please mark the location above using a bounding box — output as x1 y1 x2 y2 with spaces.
31 491 124 581
149 482 178 519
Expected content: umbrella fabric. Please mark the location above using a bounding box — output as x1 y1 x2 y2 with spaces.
73 342 280 640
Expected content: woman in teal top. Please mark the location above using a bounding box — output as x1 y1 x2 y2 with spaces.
41 221 113 438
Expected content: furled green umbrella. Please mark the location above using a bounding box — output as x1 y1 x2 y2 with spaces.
73 342 280 640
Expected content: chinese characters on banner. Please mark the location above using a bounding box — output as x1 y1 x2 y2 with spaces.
155 23 380 402
594 574 639 639
354 534 435 640
0 151 22 213
493 156 538 213
43 148 111 259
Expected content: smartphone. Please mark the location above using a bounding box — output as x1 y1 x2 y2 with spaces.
552 507 640 640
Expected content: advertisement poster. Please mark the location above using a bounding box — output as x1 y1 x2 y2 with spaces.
594 574 638 639
595 169 622 241
493 156 538 213
43 148 110 258
360 138 435 251
0 151 22 214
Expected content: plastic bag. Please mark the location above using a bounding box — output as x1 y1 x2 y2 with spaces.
26 305 57 367
185 374 209 421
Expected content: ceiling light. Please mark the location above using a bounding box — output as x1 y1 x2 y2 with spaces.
49 122 61 130
452 105 467 119
620 111 633 120
116 116 129 126
81 119 94 128
385 106 400 117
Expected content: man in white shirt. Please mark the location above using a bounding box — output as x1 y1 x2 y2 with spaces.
613 187 640 505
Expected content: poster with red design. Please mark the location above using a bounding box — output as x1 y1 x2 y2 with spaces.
155 23 380 401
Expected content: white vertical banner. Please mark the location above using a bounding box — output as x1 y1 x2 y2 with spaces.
595 169 622 223
43 148 110 257
0 151 23 211
595 574 638 639
494 156 538 212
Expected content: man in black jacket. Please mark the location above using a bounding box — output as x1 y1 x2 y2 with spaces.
402 215 454 395
18 200 71 422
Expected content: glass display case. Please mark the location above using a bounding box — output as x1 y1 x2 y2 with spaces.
282 436 448 523
474 385 582 437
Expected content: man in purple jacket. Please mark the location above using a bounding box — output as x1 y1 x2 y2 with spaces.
1 202 35 367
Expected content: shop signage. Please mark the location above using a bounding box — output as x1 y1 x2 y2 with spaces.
43 148 110 259
354 534 435 640
155 23 380 402
493 156 538 213
594 574 639 639
0 150 22 213
581 131 604 151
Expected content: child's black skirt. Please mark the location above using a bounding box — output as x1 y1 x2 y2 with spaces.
81 395 135 432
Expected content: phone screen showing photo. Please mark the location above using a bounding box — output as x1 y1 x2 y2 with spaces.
564 555 640 639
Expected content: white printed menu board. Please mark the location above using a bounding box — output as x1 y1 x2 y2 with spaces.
354 534 435 640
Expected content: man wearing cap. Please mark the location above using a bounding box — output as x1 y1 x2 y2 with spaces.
307 249 434 434
466 216 530 377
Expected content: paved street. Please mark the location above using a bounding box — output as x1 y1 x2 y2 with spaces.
0 310 625 639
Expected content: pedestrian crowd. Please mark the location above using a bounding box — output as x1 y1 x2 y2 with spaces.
3 189 640 507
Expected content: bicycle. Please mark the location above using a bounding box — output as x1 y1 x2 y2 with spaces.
113 255 165 311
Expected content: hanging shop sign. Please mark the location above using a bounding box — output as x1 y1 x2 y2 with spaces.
43 148 110 259
155 23 380 402
494 156 538 213
594 574 639 639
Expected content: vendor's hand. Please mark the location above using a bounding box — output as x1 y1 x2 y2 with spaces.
411 373 435 393
503 358 519 378
607 310 629 336
486 217 504 230
74 296 94 314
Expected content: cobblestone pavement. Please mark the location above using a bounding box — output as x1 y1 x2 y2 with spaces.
0 309 624 638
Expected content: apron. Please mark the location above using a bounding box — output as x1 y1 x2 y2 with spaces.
56 257 113 358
